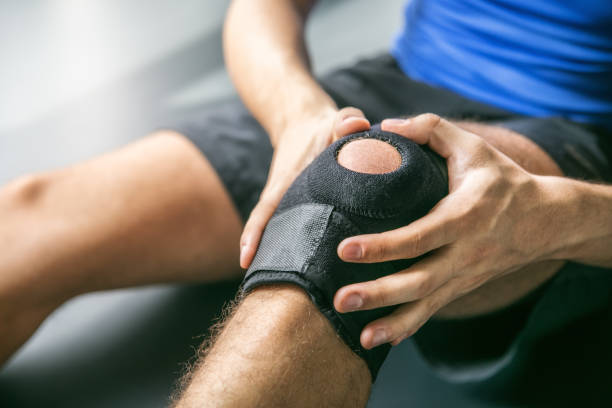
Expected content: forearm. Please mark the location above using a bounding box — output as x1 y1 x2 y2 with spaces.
176 285 370 407
540 176 612 267
223 0 336 145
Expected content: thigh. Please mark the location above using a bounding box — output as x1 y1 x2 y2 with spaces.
15 132 247 290
170 99 273 223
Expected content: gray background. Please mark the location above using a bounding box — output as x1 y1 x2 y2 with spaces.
0 1 504 406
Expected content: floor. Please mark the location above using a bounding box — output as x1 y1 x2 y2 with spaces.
0 1 504 406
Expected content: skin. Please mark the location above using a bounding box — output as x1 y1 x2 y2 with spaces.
2 0 612 405
337 139 402 174
175 286 371 408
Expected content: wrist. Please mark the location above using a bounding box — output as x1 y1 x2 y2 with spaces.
536 175 612 264
533 176 579 259
268 92 337 145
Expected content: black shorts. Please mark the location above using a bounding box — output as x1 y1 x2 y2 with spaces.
170 54 612 402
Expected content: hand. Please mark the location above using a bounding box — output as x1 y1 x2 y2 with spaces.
333 114 560 349
240 107 371 268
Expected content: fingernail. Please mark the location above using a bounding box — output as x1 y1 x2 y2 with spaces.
239 244 248 267
382 118 409 127
371 329 388 347
342 244 362 261
343 294 363 311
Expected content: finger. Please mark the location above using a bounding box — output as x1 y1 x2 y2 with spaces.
381 113 483 159
239 191 280 269
360 300 429 350
360 281 457 349
338 196 459 263
333 107 370 140
334 248 455 312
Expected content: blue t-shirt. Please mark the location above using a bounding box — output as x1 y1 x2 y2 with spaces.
392 0 612 128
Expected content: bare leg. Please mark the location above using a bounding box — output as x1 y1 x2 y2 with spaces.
175 286 371 408
0 131 243 363
175 139 409 407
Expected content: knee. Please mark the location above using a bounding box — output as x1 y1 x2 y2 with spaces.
337 138 402 174
2 173 51 208
145 130 205 165
242 128 449 380
147 129 188 145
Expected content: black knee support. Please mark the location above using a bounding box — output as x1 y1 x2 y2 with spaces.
241 127 448 380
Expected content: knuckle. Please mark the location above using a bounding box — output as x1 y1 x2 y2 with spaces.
471 135 487 149
470 138 493 159
394 319 416 339
425 294 443 313
339 106 365 119
413 275 433 298
404 231 424 258
456 192 484 226
6 173 49 206
363 239 387 262
444 211 464 237
421 113 442 130
369 280 391 307
387 327 402 342
377 319 398 340
462 203 480 228
373 243 388 261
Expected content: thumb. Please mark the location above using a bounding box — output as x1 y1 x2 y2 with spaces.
333 107 370 141
381 113 481 159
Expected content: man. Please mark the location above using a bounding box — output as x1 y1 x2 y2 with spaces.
2 0 611 406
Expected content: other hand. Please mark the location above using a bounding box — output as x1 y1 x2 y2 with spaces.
334 114 559 349
240 107 371 268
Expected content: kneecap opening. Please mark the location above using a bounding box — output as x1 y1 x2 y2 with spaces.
337 138 402 174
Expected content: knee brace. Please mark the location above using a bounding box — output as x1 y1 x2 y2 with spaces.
241 127 448 380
